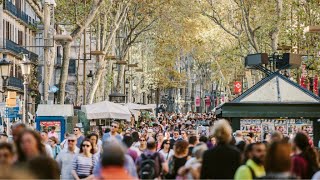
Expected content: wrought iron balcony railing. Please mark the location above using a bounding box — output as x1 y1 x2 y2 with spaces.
3 0 37 27
6 77 24 91
5 40 38 62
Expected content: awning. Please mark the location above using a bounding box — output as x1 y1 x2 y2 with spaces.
81 101 131 121
36 104 74 117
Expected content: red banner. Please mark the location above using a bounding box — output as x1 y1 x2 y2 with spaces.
314 75 318 95
300 77 307 89
234 81 242 94
195 97 200 107
205 96 211 107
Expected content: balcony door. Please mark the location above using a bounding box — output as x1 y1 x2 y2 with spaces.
15 0 21 13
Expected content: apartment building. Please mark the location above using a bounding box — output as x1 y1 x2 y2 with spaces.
0 0 40 114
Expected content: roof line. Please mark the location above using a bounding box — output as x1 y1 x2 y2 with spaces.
232 73 276 102
231 72 320 102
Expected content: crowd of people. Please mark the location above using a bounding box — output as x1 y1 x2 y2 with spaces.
0 112 319 179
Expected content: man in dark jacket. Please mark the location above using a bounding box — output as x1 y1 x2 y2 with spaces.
200 119 241 179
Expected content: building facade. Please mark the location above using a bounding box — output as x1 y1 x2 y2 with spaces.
0 0 40 118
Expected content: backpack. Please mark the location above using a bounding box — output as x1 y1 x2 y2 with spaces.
139 153 159 179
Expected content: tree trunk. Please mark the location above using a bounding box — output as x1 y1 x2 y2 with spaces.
58 42 71 104
270 0 283 52
87 2 129 104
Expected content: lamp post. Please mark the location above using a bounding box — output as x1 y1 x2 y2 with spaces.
20 54 32 124
0 54 12 93
87 70 94 84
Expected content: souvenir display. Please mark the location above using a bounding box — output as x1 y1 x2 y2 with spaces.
240 119 313 141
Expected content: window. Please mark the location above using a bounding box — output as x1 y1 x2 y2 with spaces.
18 31 23 45
68 59 76 74
6 21 10 40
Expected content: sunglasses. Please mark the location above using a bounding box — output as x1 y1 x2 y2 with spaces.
68 139 76 142
82 144 91 148
73 129 78 131
140 139 146 142
165 143 170 145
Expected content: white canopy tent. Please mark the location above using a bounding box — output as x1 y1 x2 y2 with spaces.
81 101 131 121
124 103 156 111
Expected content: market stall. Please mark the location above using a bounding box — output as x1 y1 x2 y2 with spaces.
216 73 320 144
81 101 131 121
36 104 74 142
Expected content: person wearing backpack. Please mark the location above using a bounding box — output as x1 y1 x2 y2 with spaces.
136 137 168 179
234 142 266 180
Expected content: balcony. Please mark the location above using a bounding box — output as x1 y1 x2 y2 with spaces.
3 0 37 28
5 40 38 62
6 77 24 91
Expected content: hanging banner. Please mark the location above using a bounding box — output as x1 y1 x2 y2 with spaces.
300 77 307 89
314 75 318 95
234 81 242 94
195 97 200 107
205 96 211 107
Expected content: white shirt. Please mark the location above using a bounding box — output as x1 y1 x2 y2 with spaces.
56 148 80 179
44 143 53 158
159 149 174 160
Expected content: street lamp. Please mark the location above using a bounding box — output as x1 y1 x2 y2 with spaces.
0 54 12 93
20 54 33 124
87 70 94 85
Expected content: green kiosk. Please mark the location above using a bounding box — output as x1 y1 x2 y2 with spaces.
216 73 320 145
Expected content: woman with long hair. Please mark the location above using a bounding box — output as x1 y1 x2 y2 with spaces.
16 129 47 162
261 142 296 179
87 133 101 159
71 139 96 180
166 140 189 179
159 139 174 160
292 132 319 179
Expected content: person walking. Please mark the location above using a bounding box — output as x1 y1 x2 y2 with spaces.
159 139 174 161
16 129 47 163
188 135 199 156
60 133 70 150
48 126 58 139
48 136 61 159
156 133 164 151
200 120 241 179
56 134 79 180
73 127 85 148
170 130 181 149
87 133 101 159
260 142 297 179
136 137 168 179
0 142 15 167
178 142 208 179
98 139 135 180
102 121 122 142
166 140 189 179
123 135 138 162
234 142 266 179
291 132 319 179
40 131 53 158
72 139 96 179
138 136 147 154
